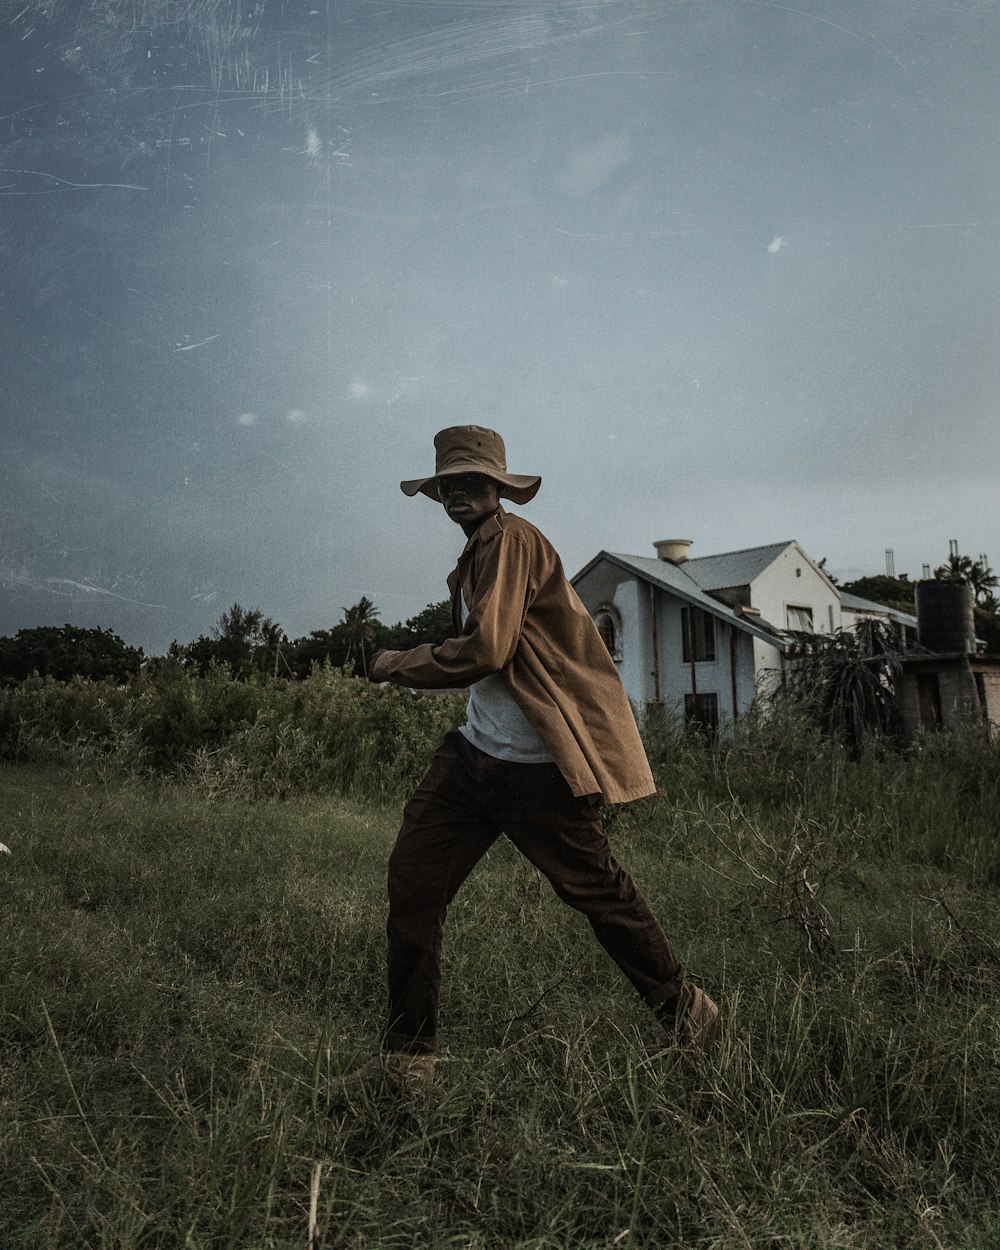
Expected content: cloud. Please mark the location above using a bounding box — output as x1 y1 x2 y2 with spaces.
768 236 787 254
286 408 306 423
348 381 369 399
237 412 257 426
555 134 632 198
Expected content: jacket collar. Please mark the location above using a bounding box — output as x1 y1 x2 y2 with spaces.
458 505 507 557
447 507 507 617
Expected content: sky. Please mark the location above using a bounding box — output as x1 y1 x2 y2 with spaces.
2 0 999 653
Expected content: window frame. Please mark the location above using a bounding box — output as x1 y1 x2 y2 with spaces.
684 691 720 736
681 605 717 663
786 604 815 633
594 604 623 662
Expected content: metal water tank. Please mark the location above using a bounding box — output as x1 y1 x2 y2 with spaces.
915 579 975 653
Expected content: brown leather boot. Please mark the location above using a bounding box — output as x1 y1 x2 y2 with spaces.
337 1051 436 1094
661 983 720 1053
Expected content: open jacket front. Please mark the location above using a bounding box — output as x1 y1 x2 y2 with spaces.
377 507 656 805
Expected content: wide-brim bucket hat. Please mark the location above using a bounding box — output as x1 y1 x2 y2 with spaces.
400 425 541 504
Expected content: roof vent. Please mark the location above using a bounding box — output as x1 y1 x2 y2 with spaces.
654 539 693 564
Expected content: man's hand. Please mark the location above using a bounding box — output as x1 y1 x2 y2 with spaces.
367 649 400 683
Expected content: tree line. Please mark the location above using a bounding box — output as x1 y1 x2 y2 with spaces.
1 544 997 685
0 597 453 686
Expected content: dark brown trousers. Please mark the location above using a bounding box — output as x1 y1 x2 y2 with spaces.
384 731 684 1054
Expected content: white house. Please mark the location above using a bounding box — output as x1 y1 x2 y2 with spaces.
572 538 917 731
839 592 919 641
572 542 786 734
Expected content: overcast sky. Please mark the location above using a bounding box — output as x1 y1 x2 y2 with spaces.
2 0 999 652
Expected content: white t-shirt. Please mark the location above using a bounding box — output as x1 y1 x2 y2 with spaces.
457 596 554 764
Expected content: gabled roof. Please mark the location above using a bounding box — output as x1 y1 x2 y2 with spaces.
574 551 786 649
680 541 793 590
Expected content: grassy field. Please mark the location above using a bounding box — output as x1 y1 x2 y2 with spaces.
3 727 1000 1249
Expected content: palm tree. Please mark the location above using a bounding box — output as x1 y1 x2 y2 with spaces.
781 618 903 750
934 547 998 605
257 618 288 676
341 596 381 673
969 555 999 606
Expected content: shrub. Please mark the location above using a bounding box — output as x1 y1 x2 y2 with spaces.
0 662 465 803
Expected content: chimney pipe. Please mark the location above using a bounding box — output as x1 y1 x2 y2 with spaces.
654 539 693 563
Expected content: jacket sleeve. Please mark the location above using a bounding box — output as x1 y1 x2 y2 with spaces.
378 530 536 689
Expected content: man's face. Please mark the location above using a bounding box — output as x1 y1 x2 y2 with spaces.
437 472 501 533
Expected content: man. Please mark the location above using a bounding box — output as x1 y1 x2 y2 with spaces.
362 425 718 1088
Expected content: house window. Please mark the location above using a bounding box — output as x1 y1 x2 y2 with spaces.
681 606 716 662
684 692 719 736
594 606 622 661
786 605 814 632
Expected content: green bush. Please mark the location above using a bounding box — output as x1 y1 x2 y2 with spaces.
0 662 466 803
0 675 135 762
2 666 997 856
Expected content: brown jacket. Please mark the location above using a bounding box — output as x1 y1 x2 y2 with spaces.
378 508 656 804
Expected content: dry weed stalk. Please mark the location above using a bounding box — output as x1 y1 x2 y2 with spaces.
695 803 835 963
921 888 1000 966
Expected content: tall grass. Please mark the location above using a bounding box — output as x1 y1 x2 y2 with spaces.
3 702 1000 1247
0 662 466 804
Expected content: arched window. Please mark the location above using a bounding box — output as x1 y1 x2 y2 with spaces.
594 605 622 662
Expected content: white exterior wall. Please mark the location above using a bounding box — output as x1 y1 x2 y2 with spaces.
748 543 842 638
730 622 762 717
659 590 706 718
752 635 786 696
572 563 653 707
656 596 756 727
615 575 652 705
575 562 763 727
745 543 840 690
